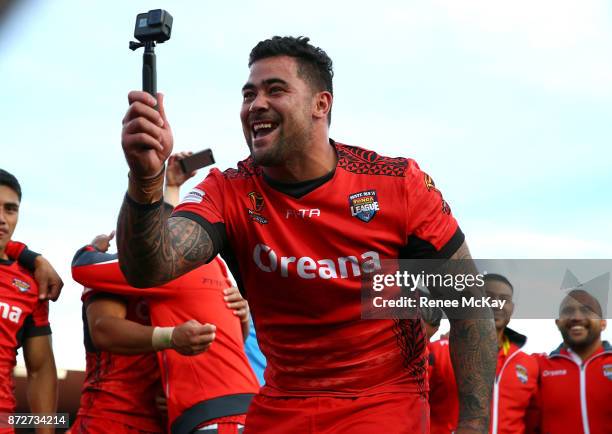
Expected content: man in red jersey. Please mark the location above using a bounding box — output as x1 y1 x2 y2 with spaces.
117 36 497 434
0 169 57 434
429 274 539 434
534 289 610 434
70 155 258 434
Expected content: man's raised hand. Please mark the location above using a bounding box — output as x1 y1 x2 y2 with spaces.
122 91 174 179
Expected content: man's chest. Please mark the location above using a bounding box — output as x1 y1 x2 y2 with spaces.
224 178 406 263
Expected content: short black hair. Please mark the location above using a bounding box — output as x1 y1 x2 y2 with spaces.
484 273 514 293
0 169 22 201
561 289 603 318
249 36 334 123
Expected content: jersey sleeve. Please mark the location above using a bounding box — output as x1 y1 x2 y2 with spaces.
5 240 26 259
172 169 227 257
22 301 51 338
72 245 176 299
401 159 464 259
5 240 40 271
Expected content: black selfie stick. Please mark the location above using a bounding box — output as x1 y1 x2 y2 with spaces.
129 40 157 96
142 42 156 96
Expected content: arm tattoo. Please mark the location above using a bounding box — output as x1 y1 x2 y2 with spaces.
429 242 497 432
117 197 215 287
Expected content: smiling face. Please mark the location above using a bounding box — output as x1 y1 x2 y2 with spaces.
240 56 318 167
556 290 606 351
0 185 20 258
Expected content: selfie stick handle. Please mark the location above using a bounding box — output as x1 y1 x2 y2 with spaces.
143 42 157 105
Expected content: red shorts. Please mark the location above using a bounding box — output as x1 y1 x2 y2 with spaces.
194 414 245 434
244 393 429 434
67 416 164 434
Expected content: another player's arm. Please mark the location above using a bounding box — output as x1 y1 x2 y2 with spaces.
4 241 63 301
87 295 216 355
22 335 57 434
428 242 497 434
224 286 250 342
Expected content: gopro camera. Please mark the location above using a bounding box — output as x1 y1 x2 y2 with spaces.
134 9 173 44
129 9 173 99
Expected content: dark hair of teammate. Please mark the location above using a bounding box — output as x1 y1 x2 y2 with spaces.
484 273 513 294
0 169 22 201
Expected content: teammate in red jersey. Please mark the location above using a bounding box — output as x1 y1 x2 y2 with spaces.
428 274 539 434
534 289 610 434
70 155 258 434
117 37 497 434
0 169 57 434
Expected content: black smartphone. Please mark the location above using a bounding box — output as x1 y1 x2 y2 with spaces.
179 149 215 173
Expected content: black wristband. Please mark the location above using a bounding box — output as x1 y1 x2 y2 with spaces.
125 193 164 210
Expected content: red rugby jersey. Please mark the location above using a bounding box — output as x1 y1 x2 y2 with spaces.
72 248 259 434
0 258 51 415
535 342 611 434
74 254 164 434
428 337 458 434
428 329 539 434
174 141 464 397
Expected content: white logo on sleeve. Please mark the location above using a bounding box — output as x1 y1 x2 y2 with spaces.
181 188 205 204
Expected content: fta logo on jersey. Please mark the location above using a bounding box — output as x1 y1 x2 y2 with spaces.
603 364 612 381
12 278 30 293
0 301 23 323
247 191 268 225
285 209 321 219
515 364 529 384
348 190 379 223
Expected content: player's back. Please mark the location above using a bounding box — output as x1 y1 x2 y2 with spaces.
72 248 259 433
149 258 259 433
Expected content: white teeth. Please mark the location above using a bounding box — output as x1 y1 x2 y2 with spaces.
571 326 585 331
253 123 273 132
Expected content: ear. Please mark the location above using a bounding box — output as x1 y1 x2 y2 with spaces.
313 91 333 121
601 319 607 331
555 319 561 331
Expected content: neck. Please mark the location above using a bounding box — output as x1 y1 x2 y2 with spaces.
496 327 506 348
568 338 602 361
263 133 335 183
0 246 7 261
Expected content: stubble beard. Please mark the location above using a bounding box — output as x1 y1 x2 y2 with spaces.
250 123 313 168
561 325 599 351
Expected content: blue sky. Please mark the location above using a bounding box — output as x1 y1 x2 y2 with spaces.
1 0 611 369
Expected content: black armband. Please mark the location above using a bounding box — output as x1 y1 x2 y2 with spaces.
125 193 164 210
18 248 41 272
